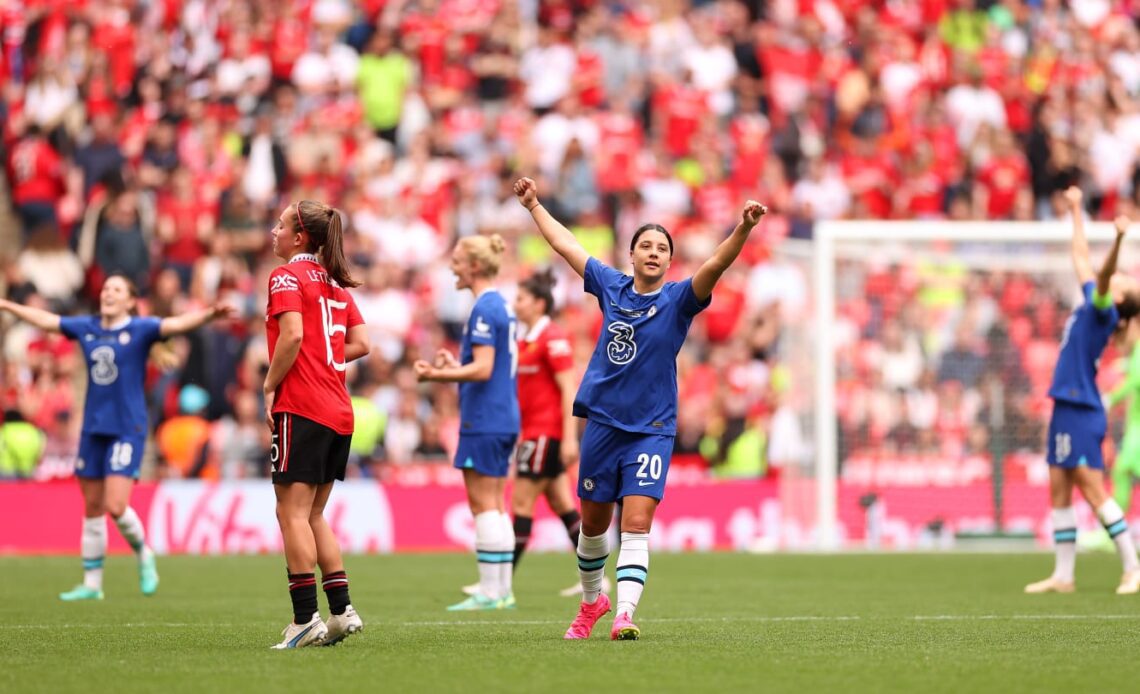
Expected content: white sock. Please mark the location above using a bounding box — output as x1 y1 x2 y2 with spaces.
616 531 649 618
497 512 515 598
113 507 151 560
1051 507 1077 583
1096 500 1140 572
473 511 503 600
577 532 609 605
82 516 107 590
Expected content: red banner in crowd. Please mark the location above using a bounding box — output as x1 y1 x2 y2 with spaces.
0 477 1090 554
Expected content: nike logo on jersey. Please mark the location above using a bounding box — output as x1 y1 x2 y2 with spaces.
638 480 655 486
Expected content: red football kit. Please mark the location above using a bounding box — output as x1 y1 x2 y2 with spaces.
266 254 363 435
517 316 574 441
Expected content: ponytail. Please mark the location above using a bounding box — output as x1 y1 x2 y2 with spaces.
294 200 361 288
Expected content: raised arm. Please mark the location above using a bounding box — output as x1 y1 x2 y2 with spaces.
515 177 589 278
0 298 63 333
414 345 494 383
1097 215 1130 300
1066 186 1096 286
159 304 236 338
691 201 767 302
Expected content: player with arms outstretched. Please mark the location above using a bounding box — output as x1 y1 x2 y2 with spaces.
265 200 370 648
515 176 767 639
415 234 520 610
1025 187 1140 595
0 275 233 601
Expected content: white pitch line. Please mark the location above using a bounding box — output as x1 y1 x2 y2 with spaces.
5 614 1139 630
401 616 862 627
913 614 1140 621
0 623 239 629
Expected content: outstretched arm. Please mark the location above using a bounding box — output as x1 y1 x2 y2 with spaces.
515 177 589 278
1065 186 1096 286
691 201 767 302
159 304 236 338
0 298 62 333
414 345 494 382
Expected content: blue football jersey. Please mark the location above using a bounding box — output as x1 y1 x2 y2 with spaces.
575 257 711 435
1048 281 1118 409
59 315 163 436
458 290 520 435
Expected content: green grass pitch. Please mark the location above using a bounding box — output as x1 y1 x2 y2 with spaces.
4 552 1140 693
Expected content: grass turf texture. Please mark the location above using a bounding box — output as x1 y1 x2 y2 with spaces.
4 553 1140 693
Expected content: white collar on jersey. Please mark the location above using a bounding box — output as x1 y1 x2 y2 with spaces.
631 284 663 297
103 316 131 331
522 315 550 343
289 253 319 264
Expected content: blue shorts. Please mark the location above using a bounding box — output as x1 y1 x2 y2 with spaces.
1047 401 1107 470
454 433 517 478
76 432 147 479
578 420 674 502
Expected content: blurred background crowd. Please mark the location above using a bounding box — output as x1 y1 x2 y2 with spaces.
1 0 1139 481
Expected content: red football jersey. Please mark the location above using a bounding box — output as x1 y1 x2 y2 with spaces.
266 256 364 435
517 317 575 440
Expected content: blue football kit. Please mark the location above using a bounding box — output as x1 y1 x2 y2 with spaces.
1046 282 1118 470
59 315 163 479
575 257 710 501
454 289 520 477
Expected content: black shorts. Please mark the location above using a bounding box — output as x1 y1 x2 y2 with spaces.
271 412 351 485
514 436 564 480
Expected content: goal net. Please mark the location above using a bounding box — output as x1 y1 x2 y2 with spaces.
802 221 1130 550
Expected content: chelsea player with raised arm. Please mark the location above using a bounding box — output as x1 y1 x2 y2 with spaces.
0 275 233 601
1025 187 1140 595
514 176 767 640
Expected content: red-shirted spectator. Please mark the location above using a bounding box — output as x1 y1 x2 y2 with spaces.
894 143 946 218
7 126 64 236
652 71 709 158
974 129 1030 219
595 99 644 195
92 1 137 97
157 168 215 288
840 136 898 219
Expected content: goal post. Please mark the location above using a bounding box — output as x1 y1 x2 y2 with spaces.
810 220 1125 550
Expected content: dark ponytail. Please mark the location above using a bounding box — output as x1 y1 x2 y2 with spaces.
519 267 557 316
294 200 361 288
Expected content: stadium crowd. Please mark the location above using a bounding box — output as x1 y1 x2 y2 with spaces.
1 0 1139 480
